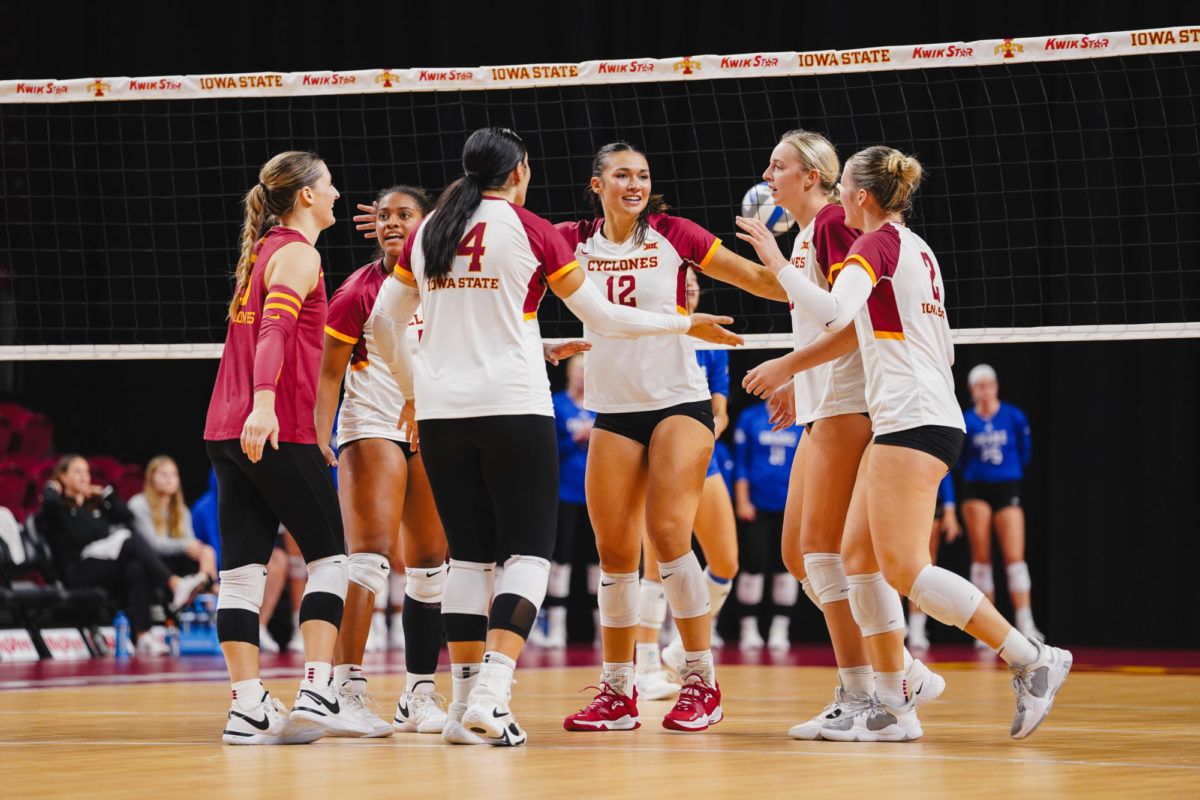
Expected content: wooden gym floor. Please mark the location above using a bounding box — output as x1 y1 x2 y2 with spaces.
3 647 1199 799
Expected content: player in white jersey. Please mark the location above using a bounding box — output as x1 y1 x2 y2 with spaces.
735 131 944 742
374 127 741 747
313 185 455 737
741 146 1072 740
559 141 788 734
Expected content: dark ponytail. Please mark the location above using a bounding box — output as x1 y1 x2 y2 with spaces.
423 127 528 279
588 141 669 246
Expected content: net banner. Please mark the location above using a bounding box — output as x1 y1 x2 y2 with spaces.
4 26 1198 103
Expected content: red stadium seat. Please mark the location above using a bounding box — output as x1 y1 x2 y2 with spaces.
0 465 32 519
86 455 124 489
12 413 53 457
0 402 34 431
0 417 13 455
113 464 144 501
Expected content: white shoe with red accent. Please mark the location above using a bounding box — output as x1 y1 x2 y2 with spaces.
563 683 641 731
662 674 722 732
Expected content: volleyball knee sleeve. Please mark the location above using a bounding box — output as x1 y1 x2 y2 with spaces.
639 579 667 631
970 562 994 595
660 551 710 620
300 555 348 627
846 572 906 636
490 555 551 639
287 553 307 580
442 559 494 642
803 553 850 605
1006 561 1031 593
773 573 800 607
737 572 764 606
705 566 733 616
546 562 572 602
216 564 267 645
406 564 447 604
597 570 640 628
347 552 390 597
910 565 984 630
800 577 820 609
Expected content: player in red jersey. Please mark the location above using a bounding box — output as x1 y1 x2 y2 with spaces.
560 142 787 734
204 151 352 745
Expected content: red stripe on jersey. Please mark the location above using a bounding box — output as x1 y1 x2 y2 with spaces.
675 263 689 315
813 203 861 282
523 269 548 321
867 278 905 339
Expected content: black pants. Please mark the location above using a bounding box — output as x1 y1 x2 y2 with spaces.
739 510 786 575
206 440 345 569
419 415 559 564
67 532 173 635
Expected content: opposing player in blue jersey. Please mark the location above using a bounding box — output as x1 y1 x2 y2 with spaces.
733 401 802 652
961 364 1041 642
907 473 961 651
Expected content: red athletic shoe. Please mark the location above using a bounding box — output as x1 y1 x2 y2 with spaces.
563 683 641 731
662 674 722 732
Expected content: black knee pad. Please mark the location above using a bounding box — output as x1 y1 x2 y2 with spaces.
298 591 344 628
217 608 260 646
489 593 539 639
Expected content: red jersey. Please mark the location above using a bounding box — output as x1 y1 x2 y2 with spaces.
204 226 328 444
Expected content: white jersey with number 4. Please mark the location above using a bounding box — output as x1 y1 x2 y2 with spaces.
842 222 964 435
556 214 720 414
788 204 870 424
396 196 578 420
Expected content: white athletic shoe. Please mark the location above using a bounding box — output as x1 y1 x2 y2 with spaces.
819 694 923 742
635 668 682 701
739 618 765 652
1010 641 1072 740
364 612 388 654
287 629 305 654
135 629 170 657
545 609 568 650
171 572 209 612
461 677 527 746
787 687 868 740
258 625 281 654
223 692 323 745
526 612 550 647
442 701 486 745
290 679 363 737
325 688 393 738
393 687 449 734
907 626 930 653
388 617 406 652
767 617 791 653
661 638 684 682
906 658 946 708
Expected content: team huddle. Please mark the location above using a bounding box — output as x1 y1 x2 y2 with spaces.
203 126 1072 748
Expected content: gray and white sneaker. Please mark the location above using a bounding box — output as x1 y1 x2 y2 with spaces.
290 679 363 737
326 688 393 738
393 685 449 734
1010 641 1072 740
461 679 527 747
442 701 486 745
819 694 923 742
788 688 869 740
170 572 209 612
906 658 946 708
223 692 323 745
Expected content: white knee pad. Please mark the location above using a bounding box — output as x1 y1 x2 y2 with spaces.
800 577 821 609
547 562 572 599
803 553 850 605
846 572 906 636
217 564 268 613
737 572 764 606
287 553 307 581
773 573 800 607
1006 561 1031 594
347 552 390 596
586 564 601 595
970 562 994 595
443 559 495 617
911 564 985 630
495 555 551 608
639 579 667 630
659 551 710 620
305 555 349 600
705 566 733 616
598 570 641 628
406 564 447 604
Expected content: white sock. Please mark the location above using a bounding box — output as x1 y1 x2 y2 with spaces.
902 647 914 670
1015 607 1035 631
770 615 790 632
635 642 661 670
601 661 635 695
682 649 715 684
838 665 874 695
997 628 1039 667
333 663 364 694
875 670 908 707
480 651 517 697
908 610 928 635
406 673 436 694
231 678 264 711
451 663 480 705
304 661 332 688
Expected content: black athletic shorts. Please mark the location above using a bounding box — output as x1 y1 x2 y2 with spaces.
873 425 965 471
593 400 714 446
339 437 417 461
962 480 1022 511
